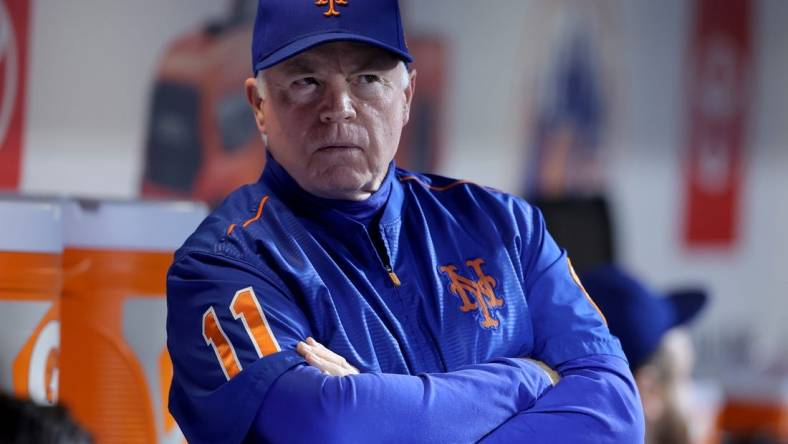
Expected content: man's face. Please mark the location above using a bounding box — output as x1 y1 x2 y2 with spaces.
246 42 415 201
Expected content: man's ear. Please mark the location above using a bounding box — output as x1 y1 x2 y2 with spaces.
245 77 266 134
402 69 417 126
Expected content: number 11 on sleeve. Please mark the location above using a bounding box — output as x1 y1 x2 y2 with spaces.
202 287 281 381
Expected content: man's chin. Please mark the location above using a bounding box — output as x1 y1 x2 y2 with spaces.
308 171 375 201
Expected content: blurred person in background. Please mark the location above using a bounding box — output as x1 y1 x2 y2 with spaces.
0 392 92 444
580 265 708 444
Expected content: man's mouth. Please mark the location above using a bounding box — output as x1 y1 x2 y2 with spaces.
316 144 362 152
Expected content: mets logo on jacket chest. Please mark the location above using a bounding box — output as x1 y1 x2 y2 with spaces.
439 258 504 329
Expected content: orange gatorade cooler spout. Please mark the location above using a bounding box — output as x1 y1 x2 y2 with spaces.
59 199 206 444
0 200 63 405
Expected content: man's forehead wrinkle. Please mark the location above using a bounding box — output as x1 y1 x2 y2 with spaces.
317 44 376 75
333 43 400 72
354 56 400 73
277 55 323 76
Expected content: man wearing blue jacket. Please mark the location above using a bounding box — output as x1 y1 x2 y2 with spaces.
166 0 645 442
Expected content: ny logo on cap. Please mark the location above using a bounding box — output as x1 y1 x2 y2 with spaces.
315 0 348 17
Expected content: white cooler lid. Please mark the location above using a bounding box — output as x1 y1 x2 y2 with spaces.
0 200 63 253
63 199 208 251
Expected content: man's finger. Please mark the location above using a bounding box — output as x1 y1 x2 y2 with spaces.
305 338 359 374
297 342 334 372
304 350 349 376
296 341 312 359
307 338 349 366
298 340 359 376
522 358 561 385
305 338 340 362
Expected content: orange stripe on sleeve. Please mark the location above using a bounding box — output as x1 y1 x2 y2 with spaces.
567 258 608 325
242 196 270 228
226 195 270 236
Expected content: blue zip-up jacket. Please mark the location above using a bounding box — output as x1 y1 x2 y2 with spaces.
166 156 644 443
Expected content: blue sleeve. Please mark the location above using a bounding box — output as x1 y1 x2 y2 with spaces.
521 204 624 366
252 358 554 444
166 251 309 444
478 355 644 443
484 203 644 442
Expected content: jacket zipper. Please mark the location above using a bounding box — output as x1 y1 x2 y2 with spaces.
385 264 401 287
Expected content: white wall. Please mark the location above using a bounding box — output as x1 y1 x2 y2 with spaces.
403 0 534 192
21 0 227 198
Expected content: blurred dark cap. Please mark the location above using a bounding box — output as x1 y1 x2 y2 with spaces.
580 265 707 370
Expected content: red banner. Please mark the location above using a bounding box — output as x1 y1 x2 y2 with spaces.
682 0 752 247
0 0 31 190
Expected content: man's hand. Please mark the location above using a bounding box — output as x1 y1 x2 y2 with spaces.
522 358 561 385
297 337 360 376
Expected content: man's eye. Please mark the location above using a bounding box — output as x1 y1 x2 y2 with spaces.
358 74 381 84
293 77 319 87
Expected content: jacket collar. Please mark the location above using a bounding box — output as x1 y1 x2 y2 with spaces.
260 151 404 228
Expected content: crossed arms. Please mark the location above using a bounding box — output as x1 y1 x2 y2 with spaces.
249 339 641 444
167 248 644 444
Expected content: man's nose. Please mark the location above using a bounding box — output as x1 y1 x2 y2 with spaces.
319 86 357 123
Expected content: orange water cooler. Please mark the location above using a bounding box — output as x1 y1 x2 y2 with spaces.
715 377 788 443
0 200 62 405
59 200 206 444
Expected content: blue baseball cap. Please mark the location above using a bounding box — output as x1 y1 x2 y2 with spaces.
251 0 413 75
579 265 708 370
